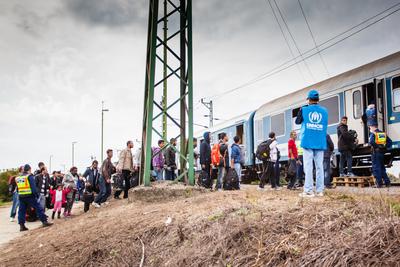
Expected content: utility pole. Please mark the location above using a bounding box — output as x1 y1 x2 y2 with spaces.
72 141 77 167
49 155 53 173
162 0 168 141
201 98 214 128
101 101 109 163
141 0 194 186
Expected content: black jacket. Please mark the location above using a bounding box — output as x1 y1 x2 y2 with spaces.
324 134 334 158
165 146 177 167
35 174 50 195
200 134 212 165
337 123 353 152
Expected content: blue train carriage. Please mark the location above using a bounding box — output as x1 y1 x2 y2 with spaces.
253 51 400 177
195 111 256 182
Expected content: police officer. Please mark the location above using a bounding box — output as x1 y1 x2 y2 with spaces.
16 164 53 231
369 127 392 187
295 89 328 197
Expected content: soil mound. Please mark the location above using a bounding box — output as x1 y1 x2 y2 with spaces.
1 187 399 267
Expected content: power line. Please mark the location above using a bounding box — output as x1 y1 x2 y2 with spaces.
266 0 307 83
273 0 315 82
207 2 400 100
297 0 330 77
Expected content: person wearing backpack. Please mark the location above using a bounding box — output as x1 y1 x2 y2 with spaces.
295 90 328 197
199 132 212 187
337 116 356 177
369 127 392 187
230 136 242 189
257 132 279 190
215 133 229 191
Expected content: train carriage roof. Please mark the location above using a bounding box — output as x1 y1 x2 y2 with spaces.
255 51 400 120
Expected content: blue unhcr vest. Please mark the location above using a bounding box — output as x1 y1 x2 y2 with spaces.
300 104 328 150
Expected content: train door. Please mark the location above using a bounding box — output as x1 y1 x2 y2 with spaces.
375 78 386 132
345 87 365 143
236 124 244 144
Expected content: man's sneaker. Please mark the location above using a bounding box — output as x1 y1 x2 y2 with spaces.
299 192 315 198
316 192 324 197
257 187 265 191
273 187 282 191
9 217 14 222
104 201 110 205
339 173 345 177
93 202 101 208
20 224 29 232
347 172 356 177
42 221 53 227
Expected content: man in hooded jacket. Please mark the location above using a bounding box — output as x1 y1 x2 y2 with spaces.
200 132 212 177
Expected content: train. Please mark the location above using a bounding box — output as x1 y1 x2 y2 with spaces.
196 51 400 182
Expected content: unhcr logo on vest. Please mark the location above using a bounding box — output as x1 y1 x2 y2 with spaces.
306 111 323 130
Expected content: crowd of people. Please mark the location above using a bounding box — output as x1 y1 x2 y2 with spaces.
198 89 394 196
8 141 140 232
7 89 394 231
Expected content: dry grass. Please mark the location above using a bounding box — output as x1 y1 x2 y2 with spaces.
1 183 400 267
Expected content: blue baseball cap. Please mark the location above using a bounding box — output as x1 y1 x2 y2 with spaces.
307 89 319 100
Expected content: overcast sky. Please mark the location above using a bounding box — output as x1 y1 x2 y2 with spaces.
1 0 399 174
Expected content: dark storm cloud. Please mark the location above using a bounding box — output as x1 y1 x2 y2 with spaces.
65 0 147 28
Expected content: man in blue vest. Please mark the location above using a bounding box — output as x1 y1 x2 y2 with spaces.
295 90 328 197
16 164 53 231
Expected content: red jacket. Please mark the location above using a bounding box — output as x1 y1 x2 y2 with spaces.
288 139 298 159
49 188 69 205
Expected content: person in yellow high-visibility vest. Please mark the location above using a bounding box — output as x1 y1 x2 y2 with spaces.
17 164 53 231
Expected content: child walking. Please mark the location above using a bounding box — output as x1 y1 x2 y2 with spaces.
83 182 95 212
50 184 68 220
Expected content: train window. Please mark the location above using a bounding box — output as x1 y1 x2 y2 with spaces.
292 107 301 131
320 95 339 125
353 90 362 119
255 120 263 143
271 113 285 137
392 76 400 112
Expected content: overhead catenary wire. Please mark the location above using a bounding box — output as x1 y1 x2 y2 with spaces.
206 2 400 100
266 0 307 83
273 0 315 82
297 0 330 77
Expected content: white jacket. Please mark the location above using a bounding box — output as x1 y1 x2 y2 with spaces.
269 140 278 162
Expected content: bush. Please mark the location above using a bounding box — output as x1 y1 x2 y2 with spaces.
0 169 18 202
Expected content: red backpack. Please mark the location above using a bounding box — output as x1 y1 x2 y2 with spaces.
211 143 221 166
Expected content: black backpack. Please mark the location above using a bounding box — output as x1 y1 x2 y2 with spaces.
198 170 212 189
348 130 358 151
223 168 240 190
256 139 273 161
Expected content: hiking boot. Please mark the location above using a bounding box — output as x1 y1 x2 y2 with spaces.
42 221 53 227
299 192 315 198
20 224 29 232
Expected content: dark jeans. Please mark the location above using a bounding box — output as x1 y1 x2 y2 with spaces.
165 168 176 180
274 161 280 187
114 170 131 199
296 155 304 185
323 157 332 186
64 198 74 214
372 152 391 186
18 196 47 224
95 177 112 204
259 161 275 188
339 150 353 174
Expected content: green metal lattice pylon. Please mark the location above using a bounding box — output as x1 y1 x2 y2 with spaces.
140 0 194 186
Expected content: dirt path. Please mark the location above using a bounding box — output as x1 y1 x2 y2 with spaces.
0 201 84 248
